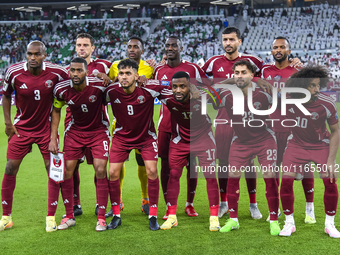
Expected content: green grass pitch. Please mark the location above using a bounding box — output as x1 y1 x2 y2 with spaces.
0 103 339 254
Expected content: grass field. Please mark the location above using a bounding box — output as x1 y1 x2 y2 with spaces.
0 104 340 255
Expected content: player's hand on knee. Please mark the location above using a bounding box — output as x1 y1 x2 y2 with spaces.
5 124 19 141
48 138 58 155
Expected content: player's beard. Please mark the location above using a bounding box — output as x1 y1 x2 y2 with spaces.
72 76 86 86
273 53 288 63
174 92 188 103
121 81 135 90
236 79 251 89
224 45 237 55
77 52 90 59
311 93 319 102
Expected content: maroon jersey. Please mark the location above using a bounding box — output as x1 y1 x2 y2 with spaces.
153 60 209 133
286 93 338 148
261 64 300 132
160 97 212 144
65 58 111 127
54 77 109 133
220 85 275 144
106 80 172 145
202 53 264 121
2 61 68 137
66 58 112 75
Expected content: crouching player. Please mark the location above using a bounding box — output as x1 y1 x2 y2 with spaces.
159 71 220 231
219 60 280 235
48 57 110 232
105 59 173 230
279 66 340 238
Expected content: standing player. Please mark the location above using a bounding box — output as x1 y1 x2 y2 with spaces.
0 41 69 231
219 60 280 235
105 59 171 231
153 35 208 219
66 33 112 217
159 72 220 231
48 57 110 232
261 37 315 223
279 66 340 238
202 27 264 219
108 36 154 215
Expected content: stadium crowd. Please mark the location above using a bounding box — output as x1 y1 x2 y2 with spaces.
0 1 340 240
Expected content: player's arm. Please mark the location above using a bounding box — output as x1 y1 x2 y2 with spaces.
289 57 303 68
3 94 19 140
48 99 65 154
326 122 340 183
95 72 111 86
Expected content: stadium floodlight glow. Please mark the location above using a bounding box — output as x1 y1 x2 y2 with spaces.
175 2 190 5
210 0 222 4
161 2 172 6
67 6 77 10
28 6 42 10
211 1 230 5
110 9 114 12
114 5 129 9
127 4 140 8
15 6 25 10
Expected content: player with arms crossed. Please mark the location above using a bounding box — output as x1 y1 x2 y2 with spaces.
261 37 315 223
153 35 208 219
0 41 68 231
65 33 112 217
48 57 110 232
218 60 280 235
202 27 264 219
105 59 172 231
159 72 220 231
279 66 340 238
108 36 155 215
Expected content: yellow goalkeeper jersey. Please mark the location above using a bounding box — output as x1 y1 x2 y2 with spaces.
108 59 154 80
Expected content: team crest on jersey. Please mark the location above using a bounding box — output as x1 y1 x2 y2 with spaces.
137 95 145 104
161 81 170 86
193 104 200 111
310 112 319 120
273 75 281 81
253 102 262 110
45 80 53 88
89 95 97 102
53 156 61 168
92 69 99 76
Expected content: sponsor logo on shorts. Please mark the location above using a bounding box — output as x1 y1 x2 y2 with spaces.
63 199 69 204
51 201 58 206
111 202 118 206
89 95 97 103
45 80 53 88
137 95 145 104
2 201 8 205
150 204 157 208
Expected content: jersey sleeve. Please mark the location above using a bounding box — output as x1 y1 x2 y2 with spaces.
108 61 119 80
59 67 70 80
2 68 15 96
326 101 339 126
201 57 213 76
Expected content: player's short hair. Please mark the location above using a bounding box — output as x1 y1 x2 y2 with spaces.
76 33 95 46
222 26 241 39
172 71 190 82
167 35 183 48
70 57 88 70
117 58 139 72
286 65 329 98
273 36 291 49
232 60 256 73
27 41 47 53
128 36 144 50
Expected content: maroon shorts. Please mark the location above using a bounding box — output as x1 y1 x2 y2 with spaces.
215 124 232 161
7 131 51 160
282 142 329 175
63 130 110 161
169 131 216 177
229 135 277 170
110 137 158 163
275 131 290 166
158 131 171 159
